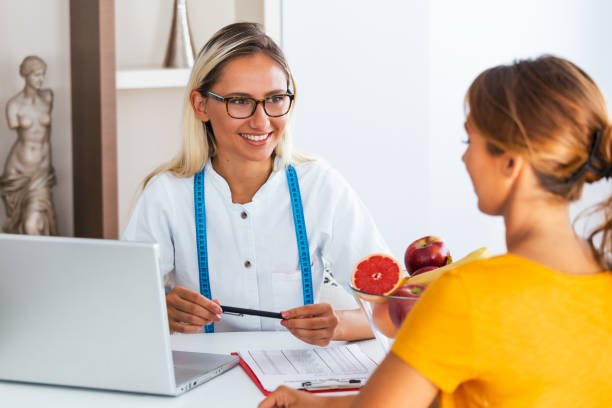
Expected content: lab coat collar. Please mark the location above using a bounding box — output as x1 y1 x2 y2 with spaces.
204 156 284 207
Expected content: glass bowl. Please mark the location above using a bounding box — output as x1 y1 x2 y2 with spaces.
350 285 425 351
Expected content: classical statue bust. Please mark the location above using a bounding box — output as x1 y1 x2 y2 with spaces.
0 55 57 235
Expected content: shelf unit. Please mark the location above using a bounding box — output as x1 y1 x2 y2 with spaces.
116 68 190 89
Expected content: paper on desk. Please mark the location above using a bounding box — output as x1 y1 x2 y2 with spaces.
238 344 377 391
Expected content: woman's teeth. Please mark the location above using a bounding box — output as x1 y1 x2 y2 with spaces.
241 133 269 141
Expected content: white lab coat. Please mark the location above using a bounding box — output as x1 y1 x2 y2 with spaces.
123 158 390 331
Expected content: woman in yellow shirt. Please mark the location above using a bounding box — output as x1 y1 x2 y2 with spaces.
259 55 612 407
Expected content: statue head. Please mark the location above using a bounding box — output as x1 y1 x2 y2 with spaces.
19 56 47 89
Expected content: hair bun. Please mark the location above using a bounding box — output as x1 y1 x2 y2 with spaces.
593 126 612 183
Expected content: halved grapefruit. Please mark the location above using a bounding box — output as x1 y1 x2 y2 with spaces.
351 253 404 297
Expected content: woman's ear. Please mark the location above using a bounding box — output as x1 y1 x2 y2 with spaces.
190 90 210 122
501 152 524 182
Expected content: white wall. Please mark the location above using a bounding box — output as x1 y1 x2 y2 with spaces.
0 0 73 236
282 0 431 261
282 0 612 260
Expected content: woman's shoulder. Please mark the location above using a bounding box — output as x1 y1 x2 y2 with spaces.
454 253 611 278
416 255 530 317
290 156 329 172
447 254 531 282
455 253 517 271
142 171 193 199
445 253 612 297
424 255 522 298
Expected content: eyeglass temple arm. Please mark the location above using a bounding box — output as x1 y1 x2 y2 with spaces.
206 91 225 101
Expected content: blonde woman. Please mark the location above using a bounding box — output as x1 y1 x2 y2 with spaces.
123 23 389 344
260 56 612 407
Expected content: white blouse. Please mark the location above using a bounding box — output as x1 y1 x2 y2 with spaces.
122 158 390 332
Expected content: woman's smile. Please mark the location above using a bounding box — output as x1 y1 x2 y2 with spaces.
239 131 273 144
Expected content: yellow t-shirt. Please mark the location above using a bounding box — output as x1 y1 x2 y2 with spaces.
391 254 612 407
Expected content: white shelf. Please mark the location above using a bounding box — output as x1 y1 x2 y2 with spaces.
116 68 190 90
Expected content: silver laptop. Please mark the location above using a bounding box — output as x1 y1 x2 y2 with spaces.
0 233 238 396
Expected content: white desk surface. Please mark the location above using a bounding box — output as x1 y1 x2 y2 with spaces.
1 332 385 407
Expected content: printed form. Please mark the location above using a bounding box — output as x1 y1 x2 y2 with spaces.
238 344 377 391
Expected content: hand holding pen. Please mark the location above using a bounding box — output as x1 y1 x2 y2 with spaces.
280 303 339 347
166 286 222 333
219 303 340 346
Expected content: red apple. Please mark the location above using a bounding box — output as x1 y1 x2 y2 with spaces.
404 236 451 274
388 284 426 329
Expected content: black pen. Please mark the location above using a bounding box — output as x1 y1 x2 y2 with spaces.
220 305 283 319
302 379 363 390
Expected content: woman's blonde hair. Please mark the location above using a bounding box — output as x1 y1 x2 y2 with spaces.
144 22 310 187
466 55 612 268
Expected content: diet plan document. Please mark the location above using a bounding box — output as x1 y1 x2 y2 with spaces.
238 344 377 391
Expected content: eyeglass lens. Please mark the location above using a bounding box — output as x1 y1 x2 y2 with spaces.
227 95 292 118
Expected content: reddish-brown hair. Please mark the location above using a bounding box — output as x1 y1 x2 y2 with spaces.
466 55 611 268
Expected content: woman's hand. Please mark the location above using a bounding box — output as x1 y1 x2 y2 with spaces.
281 303 339 346
258 386 352 408
257 386 317 408
165 286 222 333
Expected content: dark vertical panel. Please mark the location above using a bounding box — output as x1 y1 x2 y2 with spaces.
99 0 118 238
69 0 118 238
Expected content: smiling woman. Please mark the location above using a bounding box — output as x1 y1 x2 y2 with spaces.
122 23 391 346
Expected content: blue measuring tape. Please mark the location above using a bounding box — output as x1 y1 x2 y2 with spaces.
193 165 314 333
193 169 214 333
285 165 314 305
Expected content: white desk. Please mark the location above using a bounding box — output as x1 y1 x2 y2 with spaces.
1 332 385 407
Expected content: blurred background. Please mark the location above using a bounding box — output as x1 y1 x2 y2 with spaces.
0 0 610 260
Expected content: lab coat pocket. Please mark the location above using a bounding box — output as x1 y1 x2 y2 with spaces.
270 269 303 311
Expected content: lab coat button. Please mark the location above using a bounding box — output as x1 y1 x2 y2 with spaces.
244 260 251 268
241 211 248 219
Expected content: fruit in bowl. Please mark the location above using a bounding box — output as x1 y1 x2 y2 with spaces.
388 284 426 329
351 287 414 340
404 236 452 275
366 284 427 339
350 253 408 341
410 265 438 277
402 246 490 286
351 246 491 350
351 253 404 301
371 301 397 338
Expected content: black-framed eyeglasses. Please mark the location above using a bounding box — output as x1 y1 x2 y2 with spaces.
206 91 294 119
